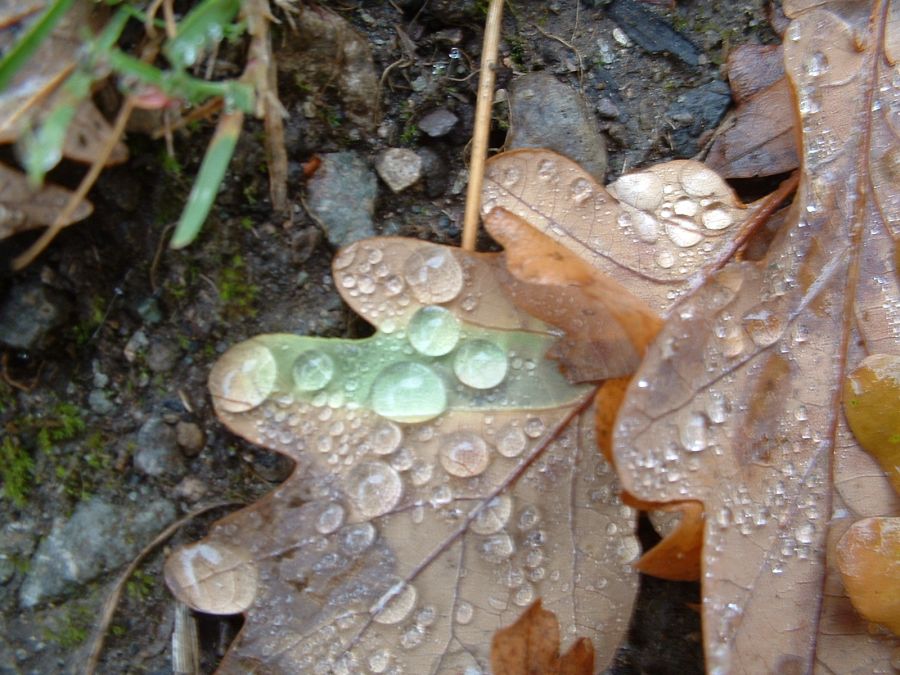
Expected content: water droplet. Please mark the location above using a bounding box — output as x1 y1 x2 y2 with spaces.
665 216 703 248
213 341 277 413
496 424 527 457
371 362 447 423
339 522 377 554
410 460 434 486
372 579 417 624
570 178 593 204
537 158 558 180
407 305 461 356
680 413 708 452
674 197 699 217
333 245 358 270
384 275 405 296
368 648 392 673
680 162 722 197
479 533 515 562
514 584 535 606
655 249 675 269
440 431 491 477
796 522 814 544
742 306 783 347
612 171 664 210
702 207 733 231
403 247 464 304
345 461 403 517
706 391 728 424
453 340 508 389
471 495 512 534
524 417 545 438
454 600 474 624
369 420 403 455
804 51 828 77
316 502 346 534
292 349 335 392
500 166 522 187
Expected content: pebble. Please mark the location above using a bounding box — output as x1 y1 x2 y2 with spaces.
175 421 205 456
124 330 148 363
19 497 176 607
0 281 71 350
375 148 422 193
173 477 209 502
665 80 731 156
417 108 458 138
146 341 178 373
88 389 114 415
506 72 608 182
133 417 185 477
305 152 377 247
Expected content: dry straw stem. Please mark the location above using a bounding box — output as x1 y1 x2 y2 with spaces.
461 0 503 251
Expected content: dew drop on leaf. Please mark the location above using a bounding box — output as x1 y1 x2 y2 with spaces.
369 420 403 455
402 248 464 304
213 342 277 413
440 431 492 477
344 461 403 518
612 171 664 210
471 495 513 534
339 522 377 555
453 339 508 389
454 600 474 625
372 578 418 624
316 502 346 534
496 423 528 457
292 349 336 392
407 305 461 356
680 412 708 452
371 362 448 422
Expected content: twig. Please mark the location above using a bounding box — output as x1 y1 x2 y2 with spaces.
83 501 244 675
461 0 503 252
13 96 136 270
535 25 584 88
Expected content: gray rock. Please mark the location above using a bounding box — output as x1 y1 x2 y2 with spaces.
175 421 205 456
305 152 377 247
0 281 71 350
133 418 184 477
146 341 178 373
665 80 731 157
507 72 608 182
375 148 422 193
19 497 176 607
417 108 458 138
173 477 208 502
87 389 114 415
123 329 148 363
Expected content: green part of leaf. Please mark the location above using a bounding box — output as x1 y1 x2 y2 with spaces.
169 110 244 249
162 0 242 70
0 0 76 91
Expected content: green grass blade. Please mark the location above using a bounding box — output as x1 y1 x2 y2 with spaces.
170 110 244 249
0 0 76 91
163 0 241 69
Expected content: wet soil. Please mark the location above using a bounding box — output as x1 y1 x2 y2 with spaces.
0 1 777 673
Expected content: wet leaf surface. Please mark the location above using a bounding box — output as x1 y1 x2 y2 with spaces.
613 1 900 671
166 238 640 673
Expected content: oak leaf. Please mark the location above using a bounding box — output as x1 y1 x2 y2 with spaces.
165 236 640 673
613 1 900 671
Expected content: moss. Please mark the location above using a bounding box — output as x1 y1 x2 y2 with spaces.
218 254 259 317
43 603 94 649
1 436 34 506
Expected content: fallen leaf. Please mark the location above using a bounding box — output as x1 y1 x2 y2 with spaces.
166 237 640 672
491 600 594 675
0 162 92 240
613 1 900 671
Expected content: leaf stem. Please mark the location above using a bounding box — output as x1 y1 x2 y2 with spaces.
461 0 503 252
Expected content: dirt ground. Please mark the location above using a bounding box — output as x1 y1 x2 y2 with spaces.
0 1 778 672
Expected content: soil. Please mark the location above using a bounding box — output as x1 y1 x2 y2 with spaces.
0 1 778 673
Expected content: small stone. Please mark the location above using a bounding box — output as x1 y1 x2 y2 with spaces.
19 497 176 607
665 80 731 156
124 330 148 363
146 341 178 373
88 389 114 415
135 297 162 324
134 417 184 477
175 421 205 456
173 477 209 502
305 151 377 247
596 97 621 119
417 108 459 137
0 281 71 350
375 148 423 193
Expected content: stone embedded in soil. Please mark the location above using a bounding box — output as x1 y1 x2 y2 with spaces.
88 388 114 415
417 108 459 138
305 151 377 247
19 497 176 608
134 417 185 477
375 148 423 193
146 341 178 373
506 72 608 182
0 281 71 350
665 80 731 157
175 421 205 456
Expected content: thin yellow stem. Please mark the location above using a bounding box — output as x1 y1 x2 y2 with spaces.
461 0 503 252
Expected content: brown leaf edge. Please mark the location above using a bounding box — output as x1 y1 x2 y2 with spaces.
491 599 595 675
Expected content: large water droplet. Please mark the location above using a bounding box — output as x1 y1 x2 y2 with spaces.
345 461 403 517
213 342 277 413
403 248 464 304
496 424 527 457
681 412 708 451
680 162 722 197
292 349 335 392
371 362 447 423
742 306 783 347
454 600 474 624
570 178 593 205
665 216 703 248
453 339 508 389
372 578 417 624
612 171 664 210
369 420 403 455
339 522 377 554
702 207 733 231
471 495 512 534
316 502 346 534
407 305 461 356
440 431 491 477
479 533 515 562
655 249 675 269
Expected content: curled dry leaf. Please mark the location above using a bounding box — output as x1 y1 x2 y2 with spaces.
0 163 92 240
613 1 900 671
166 238 640 672
491 600 594 675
